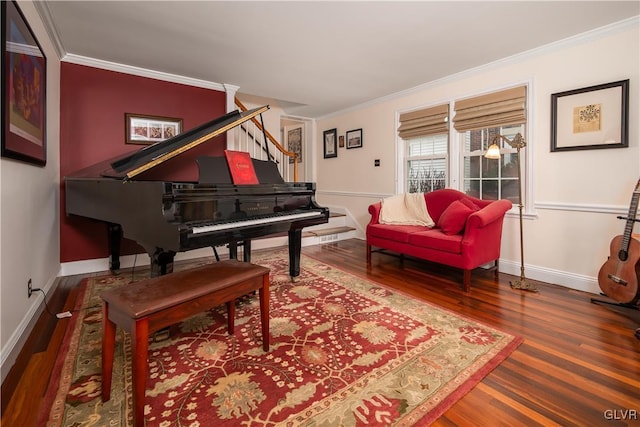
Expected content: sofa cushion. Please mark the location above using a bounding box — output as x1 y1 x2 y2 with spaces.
367 223 428 243
407 229 463 254
437 200 474 235
460 197 480 212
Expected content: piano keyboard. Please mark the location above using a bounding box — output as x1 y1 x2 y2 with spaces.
191 211 324 234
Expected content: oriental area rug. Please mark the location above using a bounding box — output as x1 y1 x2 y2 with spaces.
40 249 522 426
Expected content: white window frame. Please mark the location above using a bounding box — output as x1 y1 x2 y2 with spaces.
395 103 452 194
457 127 533 216
404 134 448 193
459 124 524 203
455 84 534 215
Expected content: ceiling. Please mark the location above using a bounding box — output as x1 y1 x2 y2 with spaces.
38 1 639 118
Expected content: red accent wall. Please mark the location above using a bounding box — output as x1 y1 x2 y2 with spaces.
60 63 227 263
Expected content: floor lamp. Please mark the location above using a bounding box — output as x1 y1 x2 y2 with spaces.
485 133 538 292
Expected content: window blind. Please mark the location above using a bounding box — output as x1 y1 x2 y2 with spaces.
398 104 449 139
453 86 526 132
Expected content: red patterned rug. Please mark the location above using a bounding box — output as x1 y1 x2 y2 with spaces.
40 249 522 426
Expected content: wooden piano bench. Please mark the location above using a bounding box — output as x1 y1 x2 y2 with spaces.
99 260 270 427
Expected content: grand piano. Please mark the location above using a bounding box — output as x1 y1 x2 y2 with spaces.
65 106 329 277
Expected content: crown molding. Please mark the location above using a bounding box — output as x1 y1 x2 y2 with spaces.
33 1 65 59
62 54 227 92
319 16 639 120
33 1 227 91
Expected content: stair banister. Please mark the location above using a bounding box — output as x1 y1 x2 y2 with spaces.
235 97 298 182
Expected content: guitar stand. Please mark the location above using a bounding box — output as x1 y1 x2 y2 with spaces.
590 297 639 309
591 295 640 339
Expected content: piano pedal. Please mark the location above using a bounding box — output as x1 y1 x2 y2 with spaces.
237 291 257 303
150 327 172 343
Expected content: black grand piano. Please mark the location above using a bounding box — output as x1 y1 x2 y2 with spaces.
65 106 329 277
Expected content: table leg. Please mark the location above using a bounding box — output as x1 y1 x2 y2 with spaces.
226 300 235 334
131 318 149 427
101 303 115 402
260 272 270 351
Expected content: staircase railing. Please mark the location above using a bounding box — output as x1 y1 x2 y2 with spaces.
234 97 298 182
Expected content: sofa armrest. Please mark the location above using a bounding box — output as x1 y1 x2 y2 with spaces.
368 202 382 225
465 199 512 231
463 199 512 244
460 199 512 267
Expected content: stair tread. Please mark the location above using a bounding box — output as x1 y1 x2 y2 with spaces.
308 226 355 236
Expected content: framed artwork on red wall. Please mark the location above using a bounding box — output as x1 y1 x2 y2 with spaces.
1 0 47 166
125 113 183 145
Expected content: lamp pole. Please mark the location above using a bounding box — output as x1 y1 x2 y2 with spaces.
487 133 537 292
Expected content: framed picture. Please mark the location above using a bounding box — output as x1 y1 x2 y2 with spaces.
285 124 303 163
1 0 47 166
346 128 363 149
125 113 183 145
323 128 337 158
551 79 628 152
339 135 345 148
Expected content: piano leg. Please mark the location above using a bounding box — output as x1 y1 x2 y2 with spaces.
288 229 302 280
227 241 251 262
107 223 122 273
243 240 251 263
228 242 238 260
149 249 176 277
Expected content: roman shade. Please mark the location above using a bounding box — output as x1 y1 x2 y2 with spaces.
398 104 449 139
453 86 526 131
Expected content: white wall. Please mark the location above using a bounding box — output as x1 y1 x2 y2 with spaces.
0 1 61 381
314 19 640 295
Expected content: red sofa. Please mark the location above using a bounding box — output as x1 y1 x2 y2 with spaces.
366 189 512 292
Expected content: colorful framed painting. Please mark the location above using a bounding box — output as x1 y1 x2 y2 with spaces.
1 0 47 166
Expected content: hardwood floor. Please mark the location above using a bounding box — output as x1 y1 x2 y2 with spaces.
2 239 639 426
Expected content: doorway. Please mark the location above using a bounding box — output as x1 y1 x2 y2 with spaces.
281 117 313 182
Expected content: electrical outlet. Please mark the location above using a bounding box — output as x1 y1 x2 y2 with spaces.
28 278 33 298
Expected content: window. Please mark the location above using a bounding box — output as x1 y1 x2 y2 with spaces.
397 85 529 207
397 103 449 193
406 134 448 193
453 85 527 206
461 124 524 204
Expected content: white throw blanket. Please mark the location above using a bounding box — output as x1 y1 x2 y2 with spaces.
379 193 434 227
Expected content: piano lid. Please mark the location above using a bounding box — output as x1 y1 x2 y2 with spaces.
100 105 269 181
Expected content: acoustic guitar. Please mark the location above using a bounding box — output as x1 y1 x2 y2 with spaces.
597 178 640 305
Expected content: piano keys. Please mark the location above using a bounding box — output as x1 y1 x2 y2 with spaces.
65 106 329 277
191 211 326 235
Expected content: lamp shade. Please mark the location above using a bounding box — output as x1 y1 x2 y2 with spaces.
485 144 501 159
